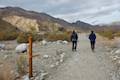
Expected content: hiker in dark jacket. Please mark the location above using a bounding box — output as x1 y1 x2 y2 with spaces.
89 31 96 52
71 30 78 51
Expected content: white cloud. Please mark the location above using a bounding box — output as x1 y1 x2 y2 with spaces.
48 0 70 5
0 5 6 7
0 0 120 24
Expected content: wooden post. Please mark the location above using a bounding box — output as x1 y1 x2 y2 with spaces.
29 36 33 78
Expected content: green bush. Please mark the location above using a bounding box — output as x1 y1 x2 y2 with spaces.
0 31 18 41
17 32 44 43
45 31 71 41
17 32 29 43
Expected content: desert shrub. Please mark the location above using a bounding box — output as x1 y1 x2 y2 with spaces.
17 32 44 43
58 27 66 32
0 31 18 41
114 32 120 37
98 30 114 40
45 31 71 41
17 32 29 43
16 54 28 76
33 34 44 41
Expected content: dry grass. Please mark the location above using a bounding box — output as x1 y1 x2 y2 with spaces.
98 30 114 40
0 31 18 41
97 29 120 40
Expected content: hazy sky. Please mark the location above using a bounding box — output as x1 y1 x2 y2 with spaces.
0 0 120 25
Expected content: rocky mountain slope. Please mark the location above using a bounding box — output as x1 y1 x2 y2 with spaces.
0 18 18 32
0 7 93 32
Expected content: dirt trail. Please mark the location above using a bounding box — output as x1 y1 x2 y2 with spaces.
47 33 114 80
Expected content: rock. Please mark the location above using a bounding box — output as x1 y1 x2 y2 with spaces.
56 50 64 55
40 72 48 80
0 44 5 50
62 41 68 44
55 61 60 66
50 64 55 68
34 76 39 80
117 60 120 64
60 59 64 63
15 43 28 53
56 40 62 44
41 40 47 46
4 55 8 60
22 75 29 80
60 53 65 59
14 72 20 79
43 55 49 59
111 55 120 61
115 49 120 54
59 53 65 63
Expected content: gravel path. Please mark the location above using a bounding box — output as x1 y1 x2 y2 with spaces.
47 33 114 80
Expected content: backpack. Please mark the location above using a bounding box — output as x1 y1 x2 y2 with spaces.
71 33 77 41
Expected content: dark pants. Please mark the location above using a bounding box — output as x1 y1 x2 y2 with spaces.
90 41 95 51
72 41 77 51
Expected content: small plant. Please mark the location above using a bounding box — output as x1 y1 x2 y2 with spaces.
16 54 28 76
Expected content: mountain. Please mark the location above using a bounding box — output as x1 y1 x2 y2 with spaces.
72 20 93 30
0 7 93 32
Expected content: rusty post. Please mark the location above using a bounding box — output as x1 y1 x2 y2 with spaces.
29 36 33 78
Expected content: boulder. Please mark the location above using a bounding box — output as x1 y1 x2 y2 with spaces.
22 75 29 80
43 55 49 59
115 49 120 54
62 41 68 44
56 50 64 55
15 43 28 53
0 44 5 50
50 64 55 68
56 40 62 44
4 55 8 60
111 55 120 61
40 72 48 80
55 61 60 66
41 40 47 46
59 53 65 63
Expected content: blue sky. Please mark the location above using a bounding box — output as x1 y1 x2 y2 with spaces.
0 0 120 25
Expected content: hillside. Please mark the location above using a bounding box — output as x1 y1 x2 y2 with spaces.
0 19 18 32
0 7 93 32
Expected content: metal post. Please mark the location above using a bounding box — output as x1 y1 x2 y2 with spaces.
29 36 33 78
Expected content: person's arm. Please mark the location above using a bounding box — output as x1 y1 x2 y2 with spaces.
70 35 72 41
89 34 91 40
94 34 96 39
76 34 78 40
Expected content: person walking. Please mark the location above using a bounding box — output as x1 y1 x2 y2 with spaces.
71 30 78 51
89 31 96 52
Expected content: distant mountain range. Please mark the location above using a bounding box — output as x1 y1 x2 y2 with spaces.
0 7 93 32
